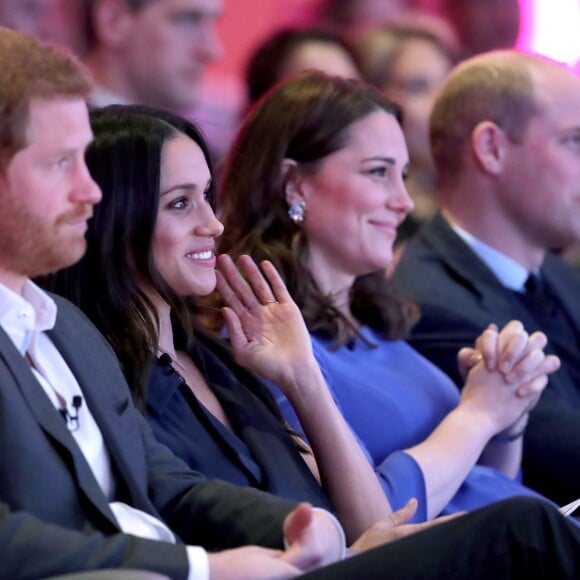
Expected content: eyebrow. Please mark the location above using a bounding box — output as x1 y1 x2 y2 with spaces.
160 179 212 197
160 183 199 196
361 156 397 165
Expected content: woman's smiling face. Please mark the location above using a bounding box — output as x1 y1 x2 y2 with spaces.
294 110 413 294
152 131 224 297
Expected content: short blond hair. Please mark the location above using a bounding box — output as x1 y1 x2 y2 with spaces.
0 27 92 168
430 51 541 183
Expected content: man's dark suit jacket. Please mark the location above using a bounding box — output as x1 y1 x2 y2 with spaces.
0 294 296 579
394 212 580 505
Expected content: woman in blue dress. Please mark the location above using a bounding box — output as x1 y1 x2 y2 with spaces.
217 71 561 522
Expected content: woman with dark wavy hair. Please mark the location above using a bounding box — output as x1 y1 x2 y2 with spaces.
41 103 412 546
217 71 560 522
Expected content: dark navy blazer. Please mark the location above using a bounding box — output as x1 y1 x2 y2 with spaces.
0 295 296 577
395 212 580 505
145 333 332 511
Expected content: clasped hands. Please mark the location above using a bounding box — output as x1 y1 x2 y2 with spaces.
457 321 560 437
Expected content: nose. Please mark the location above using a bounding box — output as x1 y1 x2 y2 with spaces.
195 204 224 238
388 179 414 219
70 160 102 205
197 23 223 63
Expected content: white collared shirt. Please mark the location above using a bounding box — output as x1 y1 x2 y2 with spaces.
449 221 531 292
0 280 208 580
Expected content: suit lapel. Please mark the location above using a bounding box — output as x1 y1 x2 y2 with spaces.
423 214 547 334
0 325 118 528
542 255 580 335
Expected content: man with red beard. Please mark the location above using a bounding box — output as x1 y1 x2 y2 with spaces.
1 27 580 580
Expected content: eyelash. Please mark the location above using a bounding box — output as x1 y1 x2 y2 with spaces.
167 197 190 210
55 157 72 169
166 189 211 211
368 166 387 177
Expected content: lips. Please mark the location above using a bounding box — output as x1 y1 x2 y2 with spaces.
368 220 398 236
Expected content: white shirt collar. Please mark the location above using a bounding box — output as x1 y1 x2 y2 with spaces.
449 221 530 292
0 280 57 354
89 85 133 109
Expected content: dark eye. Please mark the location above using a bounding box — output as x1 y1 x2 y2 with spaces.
56 156 72 169
168 197 189 210
401 78 430 96
172 12 203 27
369 166 387 177
563 133 580 148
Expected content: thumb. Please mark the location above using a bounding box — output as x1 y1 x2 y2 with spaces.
391 497 418 526
283 503 313 545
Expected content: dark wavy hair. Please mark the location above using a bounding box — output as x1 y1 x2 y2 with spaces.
42 105 216 402
245 27 359 107
219 71 418 346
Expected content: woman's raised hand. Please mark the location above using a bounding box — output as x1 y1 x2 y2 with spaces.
216 254 315 388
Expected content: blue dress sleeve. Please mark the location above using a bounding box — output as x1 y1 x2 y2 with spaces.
267 358 428 523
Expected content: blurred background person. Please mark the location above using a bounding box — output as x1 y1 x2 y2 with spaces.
439 0 521 58
213 25 362 180
352 20 457 247
245 27 360 110
86 0 222 111
0 0 90 56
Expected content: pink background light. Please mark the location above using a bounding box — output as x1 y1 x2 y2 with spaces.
518 0 580 65
202 0 580 108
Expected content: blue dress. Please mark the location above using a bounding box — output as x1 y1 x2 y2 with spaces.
269 327 545 522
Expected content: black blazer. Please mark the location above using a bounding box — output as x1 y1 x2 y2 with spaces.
145 334 332 510
0 294 296 579
394 212 580 505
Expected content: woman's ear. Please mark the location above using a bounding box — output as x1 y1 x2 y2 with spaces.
471 121 509 175
281 158 307 207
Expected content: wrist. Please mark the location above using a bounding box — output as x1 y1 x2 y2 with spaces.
492 415 528 443
282 360 328 407
452 403 498 440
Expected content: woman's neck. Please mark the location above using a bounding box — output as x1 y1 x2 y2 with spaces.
152 299 176 359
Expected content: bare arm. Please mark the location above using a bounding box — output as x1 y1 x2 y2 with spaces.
216 254 392 543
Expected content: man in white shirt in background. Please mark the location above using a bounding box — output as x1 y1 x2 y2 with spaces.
85 0 222 111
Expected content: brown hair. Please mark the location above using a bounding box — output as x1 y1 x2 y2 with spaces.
430 52 540 184
0 27 92 169
354 22 458 91
218 71 417 346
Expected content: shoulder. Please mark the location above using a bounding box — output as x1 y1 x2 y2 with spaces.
49 292 120 362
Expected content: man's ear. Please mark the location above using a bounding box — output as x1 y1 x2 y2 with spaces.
470 121 509 175
92 0 135 49
281 158 308 207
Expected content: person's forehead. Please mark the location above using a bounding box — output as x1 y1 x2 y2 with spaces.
0 0 59 21
532 65 580 120
141 0 222 15
24 98 92 145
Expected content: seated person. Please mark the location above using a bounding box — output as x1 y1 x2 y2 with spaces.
44 104 396 543
394 50 580 505
216 70 561 522
351 20 457 245
3 27 580 578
